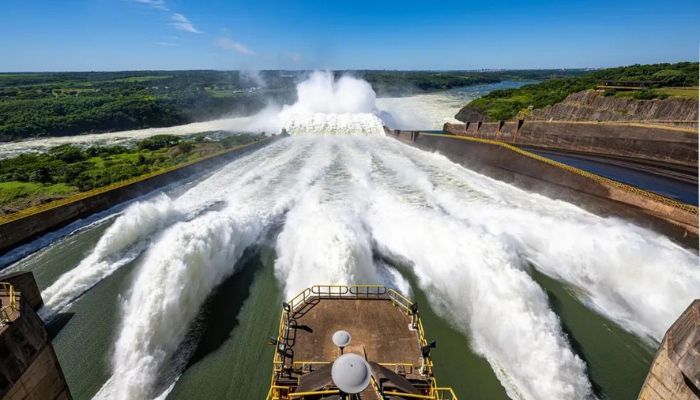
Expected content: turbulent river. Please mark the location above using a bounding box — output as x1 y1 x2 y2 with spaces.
1 72 698 400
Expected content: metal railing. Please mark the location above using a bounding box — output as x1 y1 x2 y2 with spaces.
266 284 455 400
0 282 19 325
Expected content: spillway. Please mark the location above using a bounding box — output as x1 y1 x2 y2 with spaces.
1 71 698 400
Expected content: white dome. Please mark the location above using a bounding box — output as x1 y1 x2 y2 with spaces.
331 353 371 394
332 330 352 348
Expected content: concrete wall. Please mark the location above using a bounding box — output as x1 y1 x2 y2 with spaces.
638 300 700 400
0 273 42 311
444 120 698 169
1 273 71 400
0 138 277 254
390 131 698 245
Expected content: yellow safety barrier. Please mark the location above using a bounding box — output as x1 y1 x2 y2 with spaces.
288 390 340 398
422 132 698 215
266 284 452 399
0 282 19 325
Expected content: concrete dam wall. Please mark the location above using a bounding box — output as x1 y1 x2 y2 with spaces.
388 129 698 245
443 120 698 170
638 300 700 400
0 138 278 255
1 272 71 400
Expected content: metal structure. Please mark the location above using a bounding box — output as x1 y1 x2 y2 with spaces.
0 282 19 325
266 284 458 400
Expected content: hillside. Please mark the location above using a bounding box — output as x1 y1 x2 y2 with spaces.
458 62 698 122
529 90 698 123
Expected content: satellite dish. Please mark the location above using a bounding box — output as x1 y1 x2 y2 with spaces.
331 353 371 394
332 330 351 348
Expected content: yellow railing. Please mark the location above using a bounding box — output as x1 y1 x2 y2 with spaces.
0 282 19 325
429 387 459 400
266 284 453 399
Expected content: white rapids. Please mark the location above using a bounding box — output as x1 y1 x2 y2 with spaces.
30 71 698 400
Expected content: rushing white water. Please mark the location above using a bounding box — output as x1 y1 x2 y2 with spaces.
285 113 385 136
0 117 263 159
39 195 183 317
274 71 385 136
27 71 691 400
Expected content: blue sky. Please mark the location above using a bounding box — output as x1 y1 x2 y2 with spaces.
1 0 698 71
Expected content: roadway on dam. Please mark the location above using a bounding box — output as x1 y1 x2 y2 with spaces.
523 147 698 206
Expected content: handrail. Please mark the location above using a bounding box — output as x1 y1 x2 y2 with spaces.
266 284 455 400
430 387 459 400
288 389 340 398
0 282 19 325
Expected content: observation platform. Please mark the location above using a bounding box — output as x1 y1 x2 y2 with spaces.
266 285 457 400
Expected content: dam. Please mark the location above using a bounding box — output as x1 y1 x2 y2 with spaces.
0 72 698 400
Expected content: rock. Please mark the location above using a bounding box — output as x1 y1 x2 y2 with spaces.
530 90 698 122
455 106 486 123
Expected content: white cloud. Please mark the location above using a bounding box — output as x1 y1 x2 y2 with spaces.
215 37 254 55
134 0 168 11
170 13 201 34
133 1 201 34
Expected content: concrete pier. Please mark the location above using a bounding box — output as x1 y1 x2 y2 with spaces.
1 272 71 400
638 300 700 400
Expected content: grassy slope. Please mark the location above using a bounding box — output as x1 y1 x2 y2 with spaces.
0 181 77 205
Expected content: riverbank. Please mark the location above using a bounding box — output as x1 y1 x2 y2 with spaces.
0 134 264 214
0 137 278 253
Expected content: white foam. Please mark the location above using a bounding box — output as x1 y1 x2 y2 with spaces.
40 195 183 317
375 140 700 342
284 113 384 137
109 208 266 400
99 137 336 399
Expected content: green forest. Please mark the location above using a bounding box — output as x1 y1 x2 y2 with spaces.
0 71 298 141
0 133 262 214
0 69 584 141
465 62 699 121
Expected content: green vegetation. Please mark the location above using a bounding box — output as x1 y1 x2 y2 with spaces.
0 70 587 141
0 71 298 141
466 62 698 121
0 182 77 206
650 87 698 99
0 133 262 214
356 69 584 96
